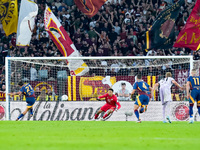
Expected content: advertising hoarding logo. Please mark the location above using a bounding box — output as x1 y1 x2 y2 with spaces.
34 82 53 93
79 76 116 101
0 104 5 120
176 70 188 86
10 101 107 121
0 92 6 101
172 103 189 121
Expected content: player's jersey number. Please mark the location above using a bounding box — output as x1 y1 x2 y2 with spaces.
25 85 33 95
193 78 200 85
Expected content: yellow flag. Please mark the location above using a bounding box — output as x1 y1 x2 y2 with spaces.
0 0 18 36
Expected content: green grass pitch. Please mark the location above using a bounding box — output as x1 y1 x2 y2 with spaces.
0 121 199 150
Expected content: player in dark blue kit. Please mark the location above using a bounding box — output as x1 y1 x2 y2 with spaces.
131 74 152 123
186 69 200 124
8 81 36 121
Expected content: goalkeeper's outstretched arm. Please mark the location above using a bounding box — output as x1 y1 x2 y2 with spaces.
96 98 101 101
97 93 107 101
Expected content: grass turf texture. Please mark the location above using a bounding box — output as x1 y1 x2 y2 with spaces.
0 121 199 150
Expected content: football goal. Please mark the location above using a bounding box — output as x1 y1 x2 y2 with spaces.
5 56 194 120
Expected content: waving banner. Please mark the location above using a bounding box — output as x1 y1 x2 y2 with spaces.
16 0 38 46
74 0 107 18
174 0 200 50
0 0 18 36
144 0 184 50
44 5 89 76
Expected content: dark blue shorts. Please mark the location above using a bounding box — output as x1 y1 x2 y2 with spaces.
189 89 200 104
26 97 36 108
135 95 150 106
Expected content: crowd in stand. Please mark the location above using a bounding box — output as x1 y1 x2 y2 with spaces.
0 0 197 93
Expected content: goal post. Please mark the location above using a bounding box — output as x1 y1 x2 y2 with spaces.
5 56 194 120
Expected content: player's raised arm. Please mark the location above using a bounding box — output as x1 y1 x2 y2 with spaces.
151 83 159 98
172 80 184 90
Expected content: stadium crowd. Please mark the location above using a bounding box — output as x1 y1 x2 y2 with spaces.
0 0 197 98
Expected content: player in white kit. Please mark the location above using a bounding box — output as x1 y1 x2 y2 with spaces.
152 72 183 123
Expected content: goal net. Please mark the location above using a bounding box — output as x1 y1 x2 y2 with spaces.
5 56 195 121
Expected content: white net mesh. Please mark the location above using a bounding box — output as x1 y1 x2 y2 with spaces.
6 56 192 102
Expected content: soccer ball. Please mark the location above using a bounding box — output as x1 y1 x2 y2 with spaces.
125 111 133 116
61 95 68 101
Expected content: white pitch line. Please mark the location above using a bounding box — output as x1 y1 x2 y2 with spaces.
139 137 200 141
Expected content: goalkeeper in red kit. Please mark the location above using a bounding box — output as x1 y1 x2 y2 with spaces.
94 88 121 120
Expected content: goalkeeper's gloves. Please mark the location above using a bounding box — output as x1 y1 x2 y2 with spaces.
96 98 101 101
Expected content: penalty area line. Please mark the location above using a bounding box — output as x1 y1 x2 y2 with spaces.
139 137 200 141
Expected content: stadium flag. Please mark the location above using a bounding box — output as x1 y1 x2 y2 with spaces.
144 0 184 50
16 0 38 46
44 5 89 76
174 0 200 51
74 0 107 18
0 0 18 36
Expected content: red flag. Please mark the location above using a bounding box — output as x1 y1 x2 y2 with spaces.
174 0 200 50
74 0 107 18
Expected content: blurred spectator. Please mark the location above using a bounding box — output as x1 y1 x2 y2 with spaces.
117 83 130 101
37 89 47 101
22 63 30 80
171 87 181 101
35 87 40 98
0 84 6 92
30 64 38 81
55 0 61 9
88 26 97 39
0 0 196 61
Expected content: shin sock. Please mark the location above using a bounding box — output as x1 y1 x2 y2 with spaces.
18 114 24 120
94 114 99 119
134 110 140 120
189 104 194 118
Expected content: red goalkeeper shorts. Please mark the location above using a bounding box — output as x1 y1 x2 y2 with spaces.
100 104 116 112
